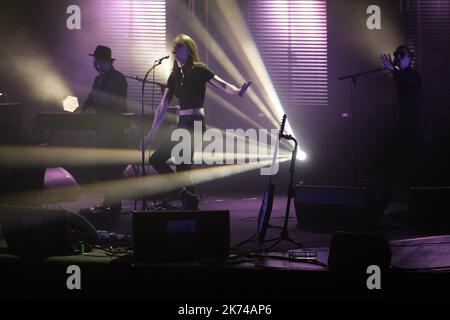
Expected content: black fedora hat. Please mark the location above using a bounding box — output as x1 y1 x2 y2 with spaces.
88 45 116 61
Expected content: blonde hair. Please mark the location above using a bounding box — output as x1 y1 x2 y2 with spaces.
171 34 201 71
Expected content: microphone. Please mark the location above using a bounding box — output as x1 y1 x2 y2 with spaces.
155 55 169 63
393 56 399 66
279 114 287 138
392 57 401 71
393 50 404 69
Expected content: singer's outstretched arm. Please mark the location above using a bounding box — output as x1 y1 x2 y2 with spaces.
208 75 252 97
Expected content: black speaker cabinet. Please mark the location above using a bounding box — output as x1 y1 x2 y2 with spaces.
328 231 391 272
0 143 46 202
0 205 98 258
294 185 382 229
133 210 230 262
410 187 450 229
0 167 45 199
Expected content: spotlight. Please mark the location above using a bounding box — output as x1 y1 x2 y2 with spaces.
298 151 308 161
0 92 8 103
62 96 79 112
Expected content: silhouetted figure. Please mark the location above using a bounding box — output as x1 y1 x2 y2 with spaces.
82 45 128 213
379 45 425 197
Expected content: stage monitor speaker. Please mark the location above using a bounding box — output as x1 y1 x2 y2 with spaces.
410 187 450 229
328 231 392 273
133 210 230 262
294 185 382 229
0 205 99 258
0 167 46 197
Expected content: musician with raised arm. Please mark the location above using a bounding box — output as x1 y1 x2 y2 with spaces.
82 45 128 213
379 45 425 196
143 34 252 210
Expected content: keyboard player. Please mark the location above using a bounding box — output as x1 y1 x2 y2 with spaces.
78 45 128 213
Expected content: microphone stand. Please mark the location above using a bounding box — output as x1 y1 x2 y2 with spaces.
125 76 166 94
138 59 165 211
337 67 385 185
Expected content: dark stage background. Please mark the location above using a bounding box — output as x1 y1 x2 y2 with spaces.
0 0 449 196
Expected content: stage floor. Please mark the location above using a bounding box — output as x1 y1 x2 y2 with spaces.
32 192 441 248
1 193 450 300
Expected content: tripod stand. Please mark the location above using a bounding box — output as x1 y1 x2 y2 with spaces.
263 131 303 251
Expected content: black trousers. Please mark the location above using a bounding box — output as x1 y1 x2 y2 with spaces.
380 122 426 193
149 115 205 196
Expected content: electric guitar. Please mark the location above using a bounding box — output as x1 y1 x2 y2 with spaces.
256 114 286 242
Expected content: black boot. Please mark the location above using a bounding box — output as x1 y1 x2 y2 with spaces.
178 188 200 210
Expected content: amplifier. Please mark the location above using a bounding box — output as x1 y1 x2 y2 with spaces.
410 187 450 229
294 185 382 229
133 210 230 262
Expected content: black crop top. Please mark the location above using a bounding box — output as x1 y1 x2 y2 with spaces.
167 63 215 110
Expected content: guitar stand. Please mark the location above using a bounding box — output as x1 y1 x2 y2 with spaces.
234 232 259 249
263 134 303 251
234 224 284 248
